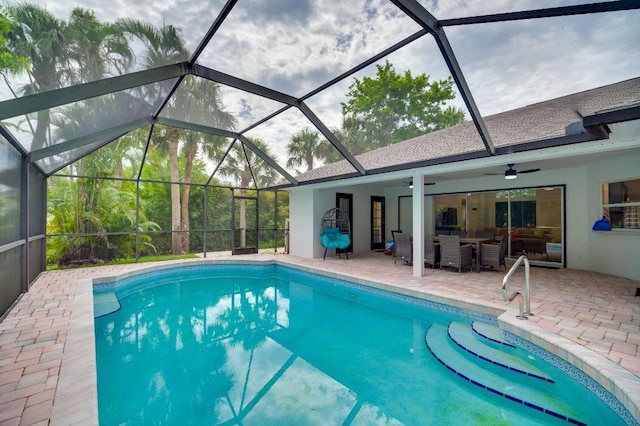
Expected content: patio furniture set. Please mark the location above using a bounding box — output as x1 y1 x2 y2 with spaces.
394 232 508 273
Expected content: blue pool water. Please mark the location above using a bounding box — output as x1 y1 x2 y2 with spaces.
94 264 634 425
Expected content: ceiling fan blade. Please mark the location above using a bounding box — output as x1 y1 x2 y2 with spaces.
402 180 436 186
519 168 541 174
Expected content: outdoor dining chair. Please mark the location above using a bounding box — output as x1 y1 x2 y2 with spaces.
394 233 412 265
479 234 508 271
439 234 473 272
424 235 440 269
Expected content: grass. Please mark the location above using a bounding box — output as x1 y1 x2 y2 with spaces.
47 253 198 270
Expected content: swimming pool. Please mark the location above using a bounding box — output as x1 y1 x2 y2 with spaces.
93 263 635 425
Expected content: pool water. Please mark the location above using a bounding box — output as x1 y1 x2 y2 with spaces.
94 264 632 425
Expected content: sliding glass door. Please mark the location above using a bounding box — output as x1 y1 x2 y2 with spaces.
433 186 564 266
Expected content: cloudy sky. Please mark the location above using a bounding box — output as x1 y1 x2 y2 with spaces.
8 0 640 173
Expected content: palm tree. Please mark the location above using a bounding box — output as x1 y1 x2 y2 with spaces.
323 116 369 164
8 3 70 150
172 76 236 253
286 128 330 173
218 138 278 247
65 8 132 83
117 19 189 254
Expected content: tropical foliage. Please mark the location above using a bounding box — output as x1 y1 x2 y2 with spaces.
335 60 465 157
1 3 461 267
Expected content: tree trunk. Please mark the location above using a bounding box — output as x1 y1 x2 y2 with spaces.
32 110 50 151
180 147 196 254
113 140 123 189
239 188 247 248
169 137 182 254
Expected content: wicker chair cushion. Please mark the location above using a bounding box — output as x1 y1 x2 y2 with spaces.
321 228 351 249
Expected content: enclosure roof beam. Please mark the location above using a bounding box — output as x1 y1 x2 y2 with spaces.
438 0 640 26
390 0 495 156
0 63 189 120
188 0 237 66
190 64 299 106
155 117 239 139
27 118 151 162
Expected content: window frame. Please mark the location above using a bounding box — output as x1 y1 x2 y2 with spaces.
601 178 640 231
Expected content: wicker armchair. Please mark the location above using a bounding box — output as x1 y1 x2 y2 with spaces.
479 234 508 271
439 234 473 272
394 233 412 265
424 235 440 269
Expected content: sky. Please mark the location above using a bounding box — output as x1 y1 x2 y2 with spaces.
5 0 640 174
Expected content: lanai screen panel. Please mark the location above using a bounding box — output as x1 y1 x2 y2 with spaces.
54 130 152 180
2 79 178 156
0 0 219 104
198 0 424 97
0 135 22 315
28 164 46 236
0 135 21 245
159 75 288 132
243 107 356 178
444 10 640 119
304 33 475 161
140 125 235 185
417 0 593 19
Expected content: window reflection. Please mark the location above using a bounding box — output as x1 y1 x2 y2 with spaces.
433 187 564 264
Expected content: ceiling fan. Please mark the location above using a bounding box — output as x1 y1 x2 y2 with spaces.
402 180 436 188
485 164 541 180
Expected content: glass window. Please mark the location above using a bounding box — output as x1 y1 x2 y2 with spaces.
602 178 640 230
433 186 564 265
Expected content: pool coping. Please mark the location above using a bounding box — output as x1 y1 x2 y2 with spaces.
54 257 640 424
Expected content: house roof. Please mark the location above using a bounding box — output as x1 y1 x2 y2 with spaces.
294 77 640 185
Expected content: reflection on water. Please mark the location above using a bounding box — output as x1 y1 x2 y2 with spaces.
95 268 622 425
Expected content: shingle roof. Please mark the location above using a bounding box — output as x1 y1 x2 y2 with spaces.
296 77 640 183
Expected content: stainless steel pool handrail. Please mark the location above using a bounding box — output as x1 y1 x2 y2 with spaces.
501 255 531 320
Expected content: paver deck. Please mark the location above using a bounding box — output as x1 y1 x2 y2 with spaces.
1 251 639 425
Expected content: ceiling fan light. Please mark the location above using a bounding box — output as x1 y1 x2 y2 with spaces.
504 169 517 179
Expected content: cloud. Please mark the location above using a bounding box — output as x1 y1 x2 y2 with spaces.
12 0 640 168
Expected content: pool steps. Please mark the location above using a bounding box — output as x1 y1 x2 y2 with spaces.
426 321 586 426
93 291 120 318
448 322 553 383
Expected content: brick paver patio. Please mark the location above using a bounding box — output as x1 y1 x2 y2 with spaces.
1 251 639 425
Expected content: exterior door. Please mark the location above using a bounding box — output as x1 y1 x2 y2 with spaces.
371 196 385 250
336 193 353 253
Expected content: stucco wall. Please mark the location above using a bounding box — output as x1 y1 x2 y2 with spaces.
585 126 640 280
288 122 640 281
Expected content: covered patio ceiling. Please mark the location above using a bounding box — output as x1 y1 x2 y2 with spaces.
1 0 639 188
